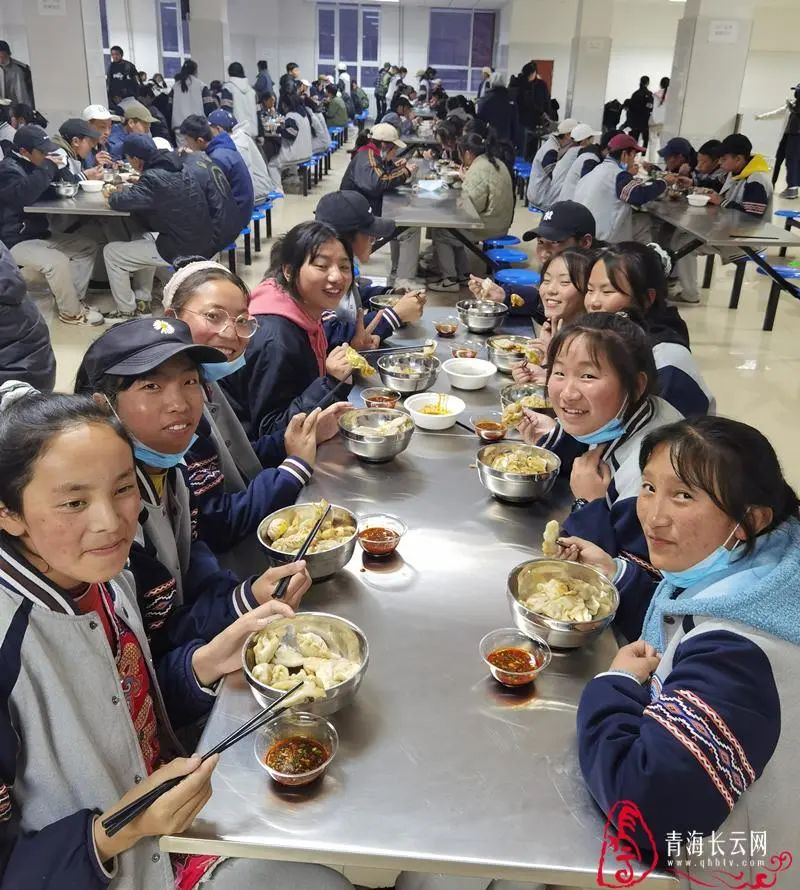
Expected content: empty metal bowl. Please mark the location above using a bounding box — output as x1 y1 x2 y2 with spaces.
507 559 619 649
500 382 555 419
243 612 369 716
370 293 401 312
456 299 508 333
54 181 79 198
377 353 440 394
487 335 541 374
476 443 560 503
257 503 358 579
338 407 414 462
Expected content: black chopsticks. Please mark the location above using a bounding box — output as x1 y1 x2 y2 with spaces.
273 503 332 600
314 379 350 412
100 681 305 837
455 420 474 434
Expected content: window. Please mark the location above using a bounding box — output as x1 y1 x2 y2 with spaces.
428 8 495 94
98 0 111 72
317 3 380 89
158 0 191 79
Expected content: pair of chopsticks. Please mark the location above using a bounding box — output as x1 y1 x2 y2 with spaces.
273 503 332 600
313 379 350 412
359 342 433 356
100 680 305 837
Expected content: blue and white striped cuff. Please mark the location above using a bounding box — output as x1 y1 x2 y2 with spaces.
280 457 313 487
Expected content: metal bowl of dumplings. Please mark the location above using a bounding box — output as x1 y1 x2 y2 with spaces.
376 353 440 394
257 503 358 580
500 382 555 419
456 299 508 333
338 407 415 462
476 443 560 504
242 612 370 715
507 559 619 649
487 335 541 374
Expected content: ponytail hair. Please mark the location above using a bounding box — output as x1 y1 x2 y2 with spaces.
457 129 500 169
639 417 800 554
175 59 198 93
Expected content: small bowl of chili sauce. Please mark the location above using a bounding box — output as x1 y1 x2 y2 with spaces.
362 387 402 409
450 339 482 359
357 513 408 557
255 712 339 787
470 412 508 443
479 628 551 687
434 316 461 338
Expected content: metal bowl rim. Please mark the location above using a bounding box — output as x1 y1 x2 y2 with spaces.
257 503 358 552
476 443 561 480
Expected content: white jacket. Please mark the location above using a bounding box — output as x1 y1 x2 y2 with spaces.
526 133 561 209
230 122 271 203
309 111 332 154
573 156 632 241
278 110 313 166
224 76 258 137
170 76 207 131
550 144 580 202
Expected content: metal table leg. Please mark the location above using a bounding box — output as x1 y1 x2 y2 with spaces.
743 247 800 331
728 260 746 309
702 254 715 289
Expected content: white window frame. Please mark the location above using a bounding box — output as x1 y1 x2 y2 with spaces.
427 7 496 94
157 0 191 79
316 3 381 87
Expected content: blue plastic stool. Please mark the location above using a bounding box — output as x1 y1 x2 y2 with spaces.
486 248 528 267
298 160 314 196
238 226 253 267
251 209 266 253
223 242 239 273
484 235 521 249
726 249 767 304
527 204 544 214
775 210 800 257
495 268 541 288
267 191 283 200
753 264 800 331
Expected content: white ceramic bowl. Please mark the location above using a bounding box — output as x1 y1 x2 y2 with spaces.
687 193 710 207
441 357 497 391
404 392 466 430
79 180 103 193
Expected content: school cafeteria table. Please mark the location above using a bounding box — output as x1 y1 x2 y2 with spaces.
398 133 441 156
377 185 497 273
23 190 130 217
646 199 800 331
160 308 675 888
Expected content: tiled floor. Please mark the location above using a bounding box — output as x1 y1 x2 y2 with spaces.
44 144 800 492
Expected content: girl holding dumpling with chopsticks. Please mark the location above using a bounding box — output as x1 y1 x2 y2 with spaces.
0 385 354 890
519 312 682 565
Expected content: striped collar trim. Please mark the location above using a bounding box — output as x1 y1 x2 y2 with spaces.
0 539 80 615
603 399 654 466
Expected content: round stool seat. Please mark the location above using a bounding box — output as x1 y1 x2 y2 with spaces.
267 192 283 200
755 265 800 278
486 248 528 265
774 209 800 218
223 243 237 252
239 227 251 237
485 235 521 249
527 205 544 214
251 210 266 221
495 268 541 288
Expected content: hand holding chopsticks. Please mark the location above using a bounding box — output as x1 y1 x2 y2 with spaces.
99 681 305 839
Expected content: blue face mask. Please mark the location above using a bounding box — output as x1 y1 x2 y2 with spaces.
573 398 629 445
660 525 741 589
131 434 199 469
200 353 246 382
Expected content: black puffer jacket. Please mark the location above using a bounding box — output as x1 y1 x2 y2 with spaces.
181 152 242 253
0 240 56 391
477 86 519 144
108 151 215 262
0 153 59 247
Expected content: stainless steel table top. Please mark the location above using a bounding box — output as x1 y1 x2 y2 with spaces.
24 191 130 217
384 186 483 230
646 199 800 249
161 309 674 887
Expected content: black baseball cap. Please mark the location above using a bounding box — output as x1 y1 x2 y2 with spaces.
719 134 752 158
659 137 693 159
522 200 596 242
59 118 102 141
13 124 59 154
314 191 396 240
79 318 226 390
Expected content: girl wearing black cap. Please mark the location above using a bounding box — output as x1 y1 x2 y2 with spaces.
74 318 315 661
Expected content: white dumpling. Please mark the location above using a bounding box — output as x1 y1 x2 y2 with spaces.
296 631 330 659
273 643 304 668
314 660 337 690
270 664 290 683
251 663 273 685
332 658 360 684
253 633 280 665
282 678 327 708
301 656 328 675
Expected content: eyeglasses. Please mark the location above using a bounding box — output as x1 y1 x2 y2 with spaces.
180 307 259 339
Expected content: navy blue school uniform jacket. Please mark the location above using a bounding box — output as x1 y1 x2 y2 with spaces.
578 519 800 887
